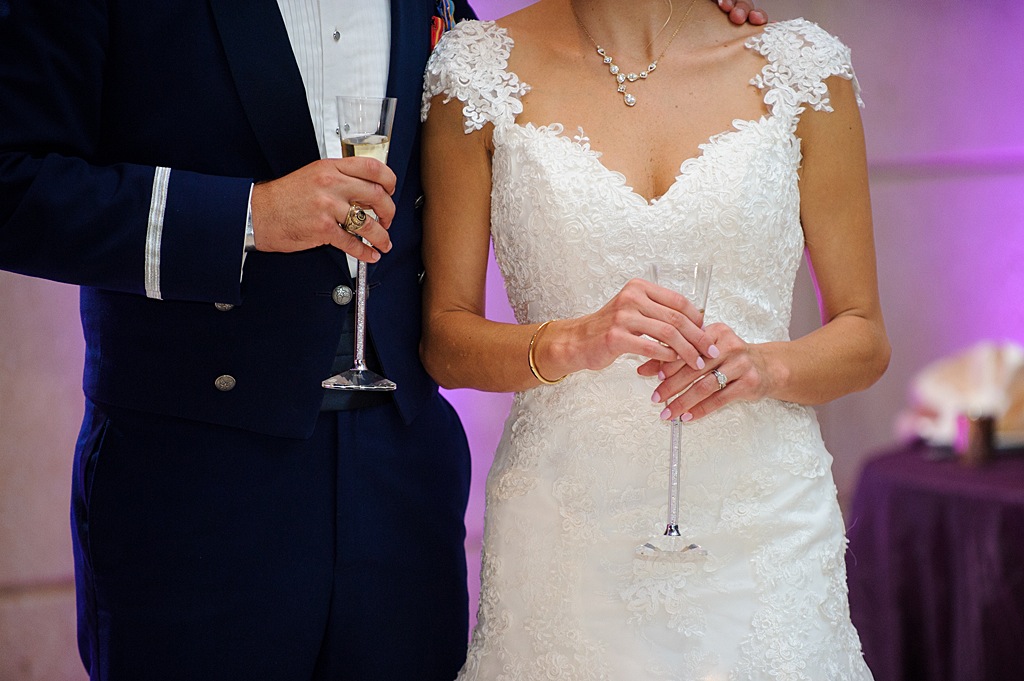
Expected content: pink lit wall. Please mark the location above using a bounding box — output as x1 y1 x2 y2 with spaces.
1 0 1022 676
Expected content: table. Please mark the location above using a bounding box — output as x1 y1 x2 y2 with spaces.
846 441 1024 681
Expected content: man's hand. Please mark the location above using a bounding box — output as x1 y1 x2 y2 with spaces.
716 0 768 25
250 157 396 262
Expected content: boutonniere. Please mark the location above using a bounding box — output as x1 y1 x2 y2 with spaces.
430 0 456 49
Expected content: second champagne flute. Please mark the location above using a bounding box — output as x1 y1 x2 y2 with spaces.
636 260 713 561
322 95 397 392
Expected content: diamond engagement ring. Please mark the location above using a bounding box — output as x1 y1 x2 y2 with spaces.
342 205 368 234
711 369 727 391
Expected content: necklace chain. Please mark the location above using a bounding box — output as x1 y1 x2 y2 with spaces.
570 0 698 107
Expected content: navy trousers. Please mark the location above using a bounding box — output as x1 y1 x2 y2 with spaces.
71 394 471 680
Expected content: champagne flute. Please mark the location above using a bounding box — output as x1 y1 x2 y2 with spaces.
636 260 713 560
322 96 398 392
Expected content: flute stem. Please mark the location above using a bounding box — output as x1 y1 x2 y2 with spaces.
665 418 682 535
353 260 368 370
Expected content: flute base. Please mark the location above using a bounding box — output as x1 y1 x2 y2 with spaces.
322 369 396 391
635 535 707 561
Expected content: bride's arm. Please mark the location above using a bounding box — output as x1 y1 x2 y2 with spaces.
419 96 524 392
648 75 891 421
775 76 890 401
420 95 715 393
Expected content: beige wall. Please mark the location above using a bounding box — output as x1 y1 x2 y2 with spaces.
0 273 87 680
2 0 1023 677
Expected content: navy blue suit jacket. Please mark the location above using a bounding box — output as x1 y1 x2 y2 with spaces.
0 0 474 439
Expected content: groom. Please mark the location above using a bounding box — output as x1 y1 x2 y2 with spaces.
0 0 764 679
1 1 478 678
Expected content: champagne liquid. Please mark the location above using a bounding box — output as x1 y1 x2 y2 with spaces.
341 134 390 162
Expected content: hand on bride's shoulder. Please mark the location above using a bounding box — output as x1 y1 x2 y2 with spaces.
716 0 768 25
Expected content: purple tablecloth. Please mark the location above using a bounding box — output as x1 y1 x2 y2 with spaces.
846 441 1024 681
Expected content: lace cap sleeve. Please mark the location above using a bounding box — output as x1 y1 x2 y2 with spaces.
421 20 530 134
747 19 863 114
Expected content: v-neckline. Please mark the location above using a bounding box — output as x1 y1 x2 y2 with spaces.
495 24 778 206
508 116 774 206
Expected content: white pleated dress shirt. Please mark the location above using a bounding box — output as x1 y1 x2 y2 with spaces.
275 0 391 275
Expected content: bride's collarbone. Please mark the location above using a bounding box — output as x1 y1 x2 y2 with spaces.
505 21 768 143
515 55 764 132
514 95 755 188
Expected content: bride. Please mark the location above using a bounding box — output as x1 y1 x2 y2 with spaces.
420 0 889 677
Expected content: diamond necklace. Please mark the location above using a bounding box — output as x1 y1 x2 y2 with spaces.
570 0 698 107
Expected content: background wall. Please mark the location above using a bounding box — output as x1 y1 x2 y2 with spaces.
0 277 85 680
1 0 1022 678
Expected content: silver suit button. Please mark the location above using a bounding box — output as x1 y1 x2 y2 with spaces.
214 302 234 311
214 375 237 392
332 29 341 41
332 285 354 306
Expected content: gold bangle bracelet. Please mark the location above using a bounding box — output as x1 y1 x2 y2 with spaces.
528 320 567 385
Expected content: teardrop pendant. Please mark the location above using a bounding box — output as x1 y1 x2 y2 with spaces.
598 51 644 107
572 0 701 109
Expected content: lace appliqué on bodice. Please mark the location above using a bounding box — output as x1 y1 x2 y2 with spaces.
424 18 873 681
421 20 529 132
746 19 864 119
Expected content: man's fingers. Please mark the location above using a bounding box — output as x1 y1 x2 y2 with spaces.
748 9 767 25
337 212 391 255
331 156 397 196
332 227 382 263
342 179 396 229
719 0 768 25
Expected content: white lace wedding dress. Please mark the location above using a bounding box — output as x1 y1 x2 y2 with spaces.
423 18 873 681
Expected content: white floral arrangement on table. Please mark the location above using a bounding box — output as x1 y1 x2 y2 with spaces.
897 340 1024 449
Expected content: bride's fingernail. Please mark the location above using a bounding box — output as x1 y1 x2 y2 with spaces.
652 391 661 403
696 357 706 370
681 412 694 423
708 344 720 359
658 370 666 381
660 408 672 421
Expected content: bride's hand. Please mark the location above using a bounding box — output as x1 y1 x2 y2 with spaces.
641 322 772 421
560 278 718 374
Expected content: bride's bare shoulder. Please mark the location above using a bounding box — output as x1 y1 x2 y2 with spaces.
495 1 569 39
494 0 573 58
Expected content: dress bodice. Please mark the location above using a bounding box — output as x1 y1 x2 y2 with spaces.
423 19 861 345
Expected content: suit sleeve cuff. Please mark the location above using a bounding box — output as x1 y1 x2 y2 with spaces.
241 183 255 280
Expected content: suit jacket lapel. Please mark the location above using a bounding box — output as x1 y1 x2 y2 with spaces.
209 0 320 179
385 0 431 205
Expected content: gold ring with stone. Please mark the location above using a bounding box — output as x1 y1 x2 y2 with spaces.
711 368 727 391
342 205 368 234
